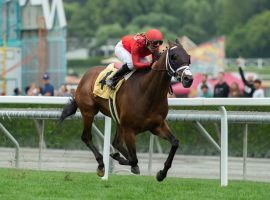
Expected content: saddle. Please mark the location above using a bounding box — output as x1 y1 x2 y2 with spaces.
93 63 122 99
93 63 134 124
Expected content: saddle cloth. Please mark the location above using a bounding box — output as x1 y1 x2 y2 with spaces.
93 63 125 99
93 63 134 124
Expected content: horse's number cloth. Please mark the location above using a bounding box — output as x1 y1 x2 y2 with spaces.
93 63 124 99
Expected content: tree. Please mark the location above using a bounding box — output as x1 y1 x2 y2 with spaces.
226 11 270 57
95 23 124 46
130 13 180 33
64 2 80 22
154 0 222 43
218 0 270 35
244 11 270 57
63 0 270 57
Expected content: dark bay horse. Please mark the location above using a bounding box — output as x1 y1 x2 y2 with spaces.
60 39 193 181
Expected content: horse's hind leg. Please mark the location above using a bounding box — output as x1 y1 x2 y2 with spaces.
124 130 140 174
151 121 179 181
111 127 140 174
81 113 104 177
111 126 130 165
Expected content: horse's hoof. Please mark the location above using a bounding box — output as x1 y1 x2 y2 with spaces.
156 170 165 182
97 167 105 177
131 165 140 175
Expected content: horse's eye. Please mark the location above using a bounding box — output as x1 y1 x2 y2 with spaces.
171 54 177 61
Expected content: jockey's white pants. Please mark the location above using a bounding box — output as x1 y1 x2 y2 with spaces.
115 41 148 70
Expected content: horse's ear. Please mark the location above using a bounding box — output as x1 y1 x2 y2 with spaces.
167 40 173 47
175 38 180 44
175 38 184 48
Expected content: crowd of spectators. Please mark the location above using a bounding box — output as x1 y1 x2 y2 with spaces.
13 73 75 97
200 64 264 98
168 63 265 98
195 70 264 98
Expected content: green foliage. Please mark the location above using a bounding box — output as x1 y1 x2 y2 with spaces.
67 57 104 68
1 168 270 200
95 23 124 46
67 56 105 76
64 0 270 57
130 13 179 32
218 0 253 34
64 2 80 22
226 11 270 57
226 28 247 57
245 11 270 57
179 24 208 44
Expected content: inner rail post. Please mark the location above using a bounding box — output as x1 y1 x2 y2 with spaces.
220 106 228 187
243 123 248 180
101 116 112 180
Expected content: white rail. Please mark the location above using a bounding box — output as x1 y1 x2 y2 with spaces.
0 96 69 104
1 96 270 186
1 96 270 106
168 97 270 106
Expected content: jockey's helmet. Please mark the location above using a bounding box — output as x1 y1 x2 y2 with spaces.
145 29 163 52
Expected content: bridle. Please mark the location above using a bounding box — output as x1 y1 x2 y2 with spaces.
151 45 191 81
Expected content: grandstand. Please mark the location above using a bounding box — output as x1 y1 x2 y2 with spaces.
0 0 67 95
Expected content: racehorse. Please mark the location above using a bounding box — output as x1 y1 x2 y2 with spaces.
60 39 193 181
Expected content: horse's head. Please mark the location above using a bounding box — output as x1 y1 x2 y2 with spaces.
165 39 193 88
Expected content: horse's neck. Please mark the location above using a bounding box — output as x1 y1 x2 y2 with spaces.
141 56 171 100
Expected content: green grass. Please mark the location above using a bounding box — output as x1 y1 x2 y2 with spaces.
0 168 269 200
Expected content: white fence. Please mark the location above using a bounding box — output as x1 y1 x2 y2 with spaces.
1 96 270 187
225 58 270 69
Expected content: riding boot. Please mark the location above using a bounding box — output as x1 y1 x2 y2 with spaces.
107 64 131 89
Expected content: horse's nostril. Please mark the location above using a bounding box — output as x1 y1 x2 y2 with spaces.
183 76 189 81
182 76 193 88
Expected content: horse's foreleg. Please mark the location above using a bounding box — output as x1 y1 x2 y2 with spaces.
151 121 179 181
81 114 104 177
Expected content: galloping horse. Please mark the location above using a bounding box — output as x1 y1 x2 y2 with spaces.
60 39 193 181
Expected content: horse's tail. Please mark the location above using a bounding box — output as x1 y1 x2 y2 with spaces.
59 96 78 123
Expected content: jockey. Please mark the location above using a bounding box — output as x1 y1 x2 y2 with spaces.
107 28 163 88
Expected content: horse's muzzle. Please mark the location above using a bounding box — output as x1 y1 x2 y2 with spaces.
182 76 193 88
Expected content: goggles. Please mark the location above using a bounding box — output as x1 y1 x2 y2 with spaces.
150 40 163 46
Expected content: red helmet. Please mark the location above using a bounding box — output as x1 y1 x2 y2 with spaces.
146 29 163 42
